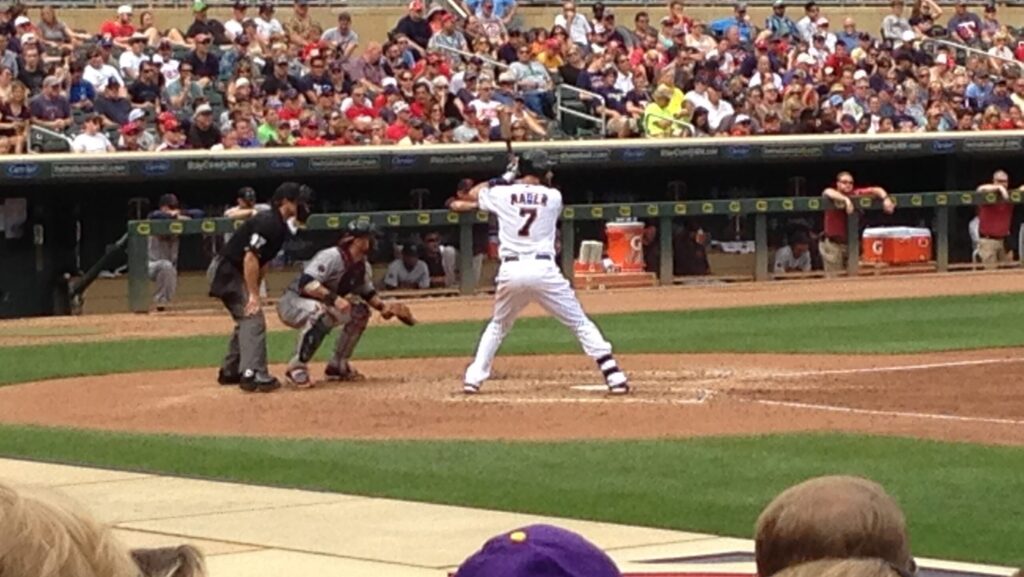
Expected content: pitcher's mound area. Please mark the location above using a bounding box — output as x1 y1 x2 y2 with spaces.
0 350 1021 445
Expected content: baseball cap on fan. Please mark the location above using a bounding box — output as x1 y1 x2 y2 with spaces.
455 524 621 577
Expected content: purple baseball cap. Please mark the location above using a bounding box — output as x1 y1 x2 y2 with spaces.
455 524 621 577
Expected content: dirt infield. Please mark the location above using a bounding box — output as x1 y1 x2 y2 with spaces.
0 351 1021 445
0 271 1022 446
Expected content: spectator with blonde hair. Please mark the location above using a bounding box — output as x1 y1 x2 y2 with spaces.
0 481 206 577
755 476 914 577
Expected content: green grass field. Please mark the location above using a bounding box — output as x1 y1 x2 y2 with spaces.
2 293 1023 385
1 293 1022 567
0 426 1021 566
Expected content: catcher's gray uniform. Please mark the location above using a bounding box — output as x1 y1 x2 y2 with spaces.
148 235 179 307
276 245 376 374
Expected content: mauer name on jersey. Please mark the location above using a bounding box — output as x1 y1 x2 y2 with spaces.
508 191 549 207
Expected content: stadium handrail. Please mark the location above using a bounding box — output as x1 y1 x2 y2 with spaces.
921 37 1024 72
434 44 508 72
124 190 1018 311
556 83 607 136
642 110 696 137
29 125 73 152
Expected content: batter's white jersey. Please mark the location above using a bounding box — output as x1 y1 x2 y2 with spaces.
464 179 628 392
478 183 561 258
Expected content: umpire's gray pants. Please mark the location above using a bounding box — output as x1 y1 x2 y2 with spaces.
276 291 369 371
208 257 270 379
148 260 177 305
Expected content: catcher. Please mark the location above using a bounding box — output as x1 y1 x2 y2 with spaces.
276 220 416 388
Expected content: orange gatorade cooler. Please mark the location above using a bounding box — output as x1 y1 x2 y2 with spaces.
861 227 932 264
605 221 645 272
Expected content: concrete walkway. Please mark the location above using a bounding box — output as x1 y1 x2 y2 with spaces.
0 458 1015 577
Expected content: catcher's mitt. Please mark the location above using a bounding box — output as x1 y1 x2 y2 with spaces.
382 302 416 326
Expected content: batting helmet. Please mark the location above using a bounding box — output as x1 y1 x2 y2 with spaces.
518 149 555 178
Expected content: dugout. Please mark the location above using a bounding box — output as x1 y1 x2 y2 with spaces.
1 132 1023 317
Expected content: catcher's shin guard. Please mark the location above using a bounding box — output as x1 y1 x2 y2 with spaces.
298 314 333 364
331 303 370 364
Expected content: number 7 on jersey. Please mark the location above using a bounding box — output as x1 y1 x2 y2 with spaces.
518 208 537 237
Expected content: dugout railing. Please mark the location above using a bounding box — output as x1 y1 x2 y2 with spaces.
124 190 1023 313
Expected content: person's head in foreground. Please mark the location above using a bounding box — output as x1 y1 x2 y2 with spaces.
755 476 913 577
0 481 206 577
455 524 621 577
774 558 911 577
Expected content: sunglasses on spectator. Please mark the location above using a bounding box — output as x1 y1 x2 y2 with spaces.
181 67 193 72
200 38 211 44
838 178 854 184
400 75 413 81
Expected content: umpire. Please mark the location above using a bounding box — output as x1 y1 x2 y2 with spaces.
208 182 313 393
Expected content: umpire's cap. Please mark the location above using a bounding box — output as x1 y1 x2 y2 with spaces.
518 149 555 178
272 182 314 222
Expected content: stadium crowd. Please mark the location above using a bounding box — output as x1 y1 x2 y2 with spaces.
1 0 1024 152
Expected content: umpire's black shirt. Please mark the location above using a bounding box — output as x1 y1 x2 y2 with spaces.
210 208 289 298
222 209 289 268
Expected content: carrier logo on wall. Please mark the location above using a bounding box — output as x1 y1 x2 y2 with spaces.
620 148 650 162
391 155 419 168
931 140 956 153
141 160 172 175
829 142 856 155
268 158 297 171
4 163 40 179
724 145 752 159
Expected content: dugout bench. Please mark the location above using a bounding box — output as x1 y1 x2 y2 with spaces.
124 191 1024 314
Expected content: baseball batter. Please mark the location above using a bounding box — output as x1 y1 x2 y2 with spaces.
449 149 630 395
276 220 416 388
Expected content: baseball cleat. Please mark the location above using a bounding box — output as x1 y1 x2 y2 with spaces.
325 364 366 382
463 383 481 395
285 367 313 389
608 383 631 396
240 374 281 393
217 369 241 386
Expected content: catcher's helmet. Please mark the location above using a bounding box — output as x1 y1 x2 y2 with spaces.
346 219 377 237
518 149 555 178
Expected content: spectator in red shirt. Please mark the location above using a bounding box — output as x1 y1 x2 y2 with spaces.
100 5 135 45
295 117 328 146
409 80 433 118
819 171 895 275
975 170 1020 268
341 86 376 120
386 100 413 140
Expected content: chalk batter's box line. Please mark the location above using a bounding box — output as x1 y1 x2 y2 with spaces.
764 357 1024 378
744 399 1024 427
444 397 710 406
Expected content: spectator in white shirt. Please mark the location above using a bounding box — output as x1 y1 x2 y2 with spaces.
704 84 734 131
469 79 502 127
554 1 592 50
255 3 285 43
118 34 149 82
224 0 248 41
773 233 812 276
71 115 115 153
83 48 124 93
385 244 430 290
796 1 820 43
